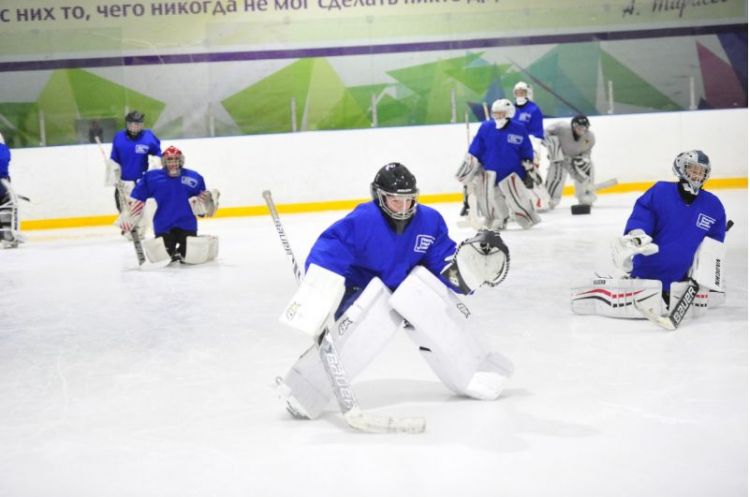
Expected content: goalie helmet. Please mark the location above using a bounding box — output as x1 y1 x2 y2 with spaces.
371 162 419 234
125 110 145 138
513 81 531 106
673 150 711 194
571 114 590 140
490 99 515 129
161 145 184 177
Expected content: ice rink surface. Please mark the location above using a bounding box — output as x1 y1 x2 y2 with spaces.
0 189 747 497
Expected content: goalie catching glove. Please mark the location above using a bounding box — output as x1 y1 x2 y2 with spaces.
569 155 592 183
190 189 220 217
522 159 543 189
441 229 510 294
611 229 659 273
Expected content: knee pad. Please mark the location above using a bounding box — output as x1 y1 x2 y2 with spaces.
571 277 663 318
281 277 402 418
389 266 512 400
183 235 219 264
497 172 541 229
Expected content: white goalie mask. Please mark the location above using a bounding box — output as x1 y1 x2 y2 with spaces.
672 150 711 194
513 81 531 106
490 99 515 129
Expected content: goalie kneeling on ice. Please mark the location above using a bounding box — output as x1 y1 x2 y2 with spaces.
143 235 219 265
570 277 724 320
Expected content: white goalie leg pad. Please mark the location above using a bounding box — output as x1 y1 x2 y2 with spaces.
182 235 219 265
472 169 496 226
497 172 541 229
545 161 566 209
389 266 513 400
690 237 725 291
279 264 345 337
280 277 403 419
143 237 171 263
571 277 663 318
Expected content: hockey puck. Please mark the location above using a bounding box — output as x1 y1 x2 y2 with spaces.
571 204 591 215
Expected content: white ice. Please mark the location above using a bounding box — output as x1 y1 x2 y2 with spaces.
0 190 747 497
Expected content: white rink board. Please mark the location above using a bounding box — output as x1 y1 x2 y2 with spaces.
9 108 748 221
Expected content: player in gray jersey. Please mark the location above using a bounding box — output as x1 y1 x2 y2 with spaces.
543 115 596 209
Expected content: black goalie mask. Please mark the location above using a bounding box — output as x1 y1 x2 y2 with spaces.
370 162 419 234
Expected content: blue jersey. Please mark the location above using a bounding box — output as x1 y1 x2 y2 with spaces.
625 181 726 288
469 120 533 183
0 143 10 178
131 168 206 235
512 101 544 140
110 130 161 181
306 201 457 292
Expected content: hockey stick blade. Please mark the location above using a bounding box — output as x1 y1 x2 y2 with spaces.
344 407 426 434
594 178 618 191
634 299 676 331
319 332 426 434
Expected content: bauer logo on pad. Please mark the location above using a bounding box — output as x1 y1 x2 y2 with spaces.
414 234 434 253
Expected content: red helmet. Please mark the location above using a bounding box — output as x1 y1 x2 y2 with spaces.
161 146 184 176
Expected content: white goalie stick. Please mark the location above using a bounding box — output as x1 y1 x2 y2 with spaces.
262 189 426 434
594 178 618 191
95 137 146 266
635 220 734 330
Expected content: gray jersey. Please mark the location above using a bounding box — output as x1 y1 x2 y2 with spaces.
545 121 595 159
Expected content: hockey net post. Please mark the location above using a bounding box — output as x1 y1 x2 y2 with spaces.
262 189 426 434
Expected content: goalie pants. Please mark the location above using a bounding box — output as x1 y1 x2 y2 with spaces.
158 228 197 259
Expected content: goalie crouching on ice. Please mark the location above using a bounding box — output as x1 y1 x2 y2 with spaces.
117 145 220 265
571 150 727 325
277 162 514 420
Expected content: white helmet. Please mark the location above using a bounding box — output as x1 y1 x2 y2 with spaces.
513 81 532 105
672 150 711 194
490 99 515 129
0 131 4 145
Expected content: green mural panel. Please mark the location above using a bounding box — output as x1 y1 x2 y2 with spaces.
600 50 681 111
222 59 316 134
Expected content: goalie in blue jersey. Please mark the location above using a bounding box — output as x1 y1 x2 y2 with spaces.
572 150 728 323
117 145 220 265
277 162 515 419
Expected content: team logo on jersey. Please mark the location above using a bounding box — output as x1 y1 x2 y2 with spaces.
518 112 531 122
414 234 435 253
182 176 198 188
507 134 523 145
135 144 150 154
696 213 716 231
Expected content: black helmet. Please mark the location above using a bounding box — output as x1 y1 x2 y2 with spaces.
571 114 590 128
370 162 419 233
125 110 145 123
